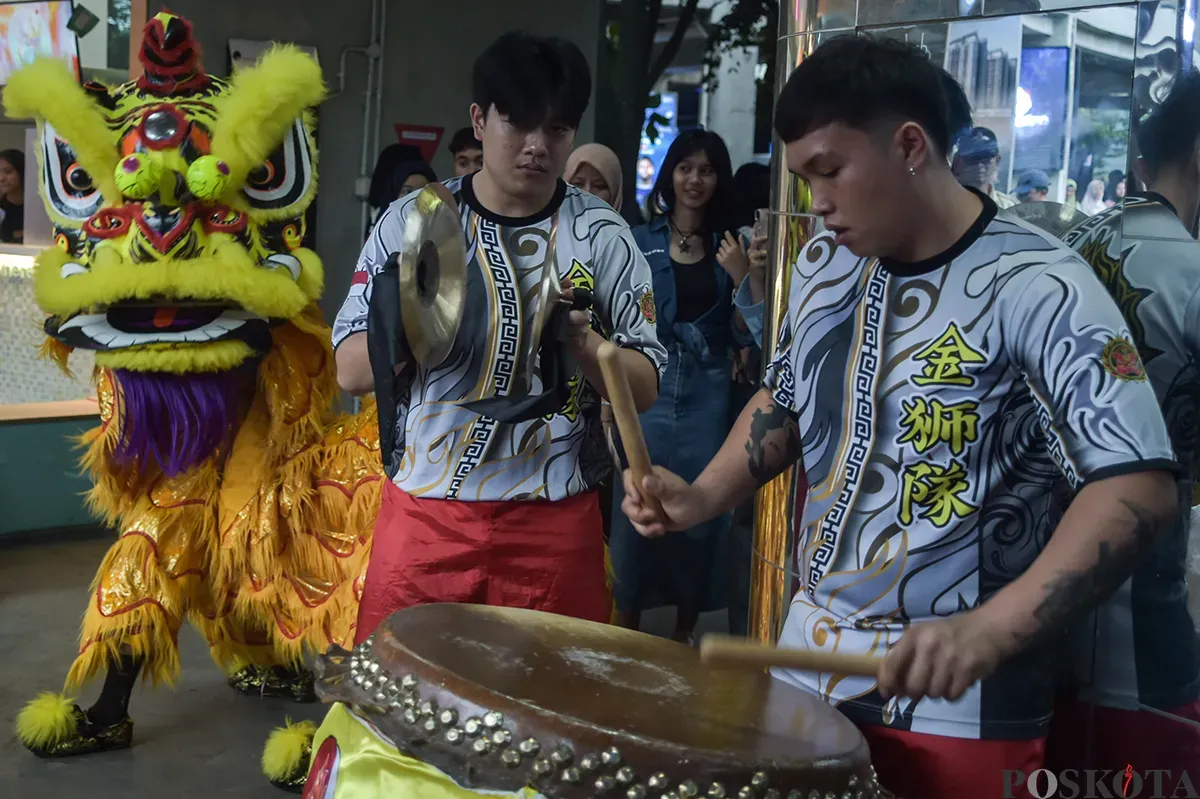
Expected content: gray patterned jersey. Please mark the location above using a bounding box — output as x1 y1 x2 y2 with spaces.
333 175 666 502
1062 194 1200 713
763 197 1175 739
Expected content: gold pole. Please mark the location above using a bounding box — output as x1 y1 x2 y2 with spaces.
746 9 820 645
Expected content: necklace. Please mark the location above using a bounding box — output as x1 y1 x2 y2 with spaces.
669 218 700 254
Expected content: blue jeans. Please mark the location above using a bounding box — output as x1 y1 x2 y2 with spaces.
609 343 732 614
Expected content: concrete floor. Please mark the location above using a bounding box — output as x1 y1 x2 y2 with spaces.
0 533 728 798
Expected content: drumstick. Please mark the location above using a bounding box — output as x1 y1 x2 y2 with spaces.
597 342 664 518
700 634 884 677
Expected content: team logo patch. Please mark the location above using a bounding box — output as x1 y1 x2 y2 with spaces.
1100 336 1147 382
639 290 657 324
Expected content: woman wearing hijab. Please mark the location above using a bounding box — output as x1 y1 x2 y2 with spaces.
1080 178 1108 215
1059 178 1078 222
564 143 626 564
565 143 623 211
366 143 437 239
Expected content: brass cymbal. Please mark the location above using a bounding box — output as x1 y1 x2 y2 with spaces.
397 184 467 367
1001 200 1090 238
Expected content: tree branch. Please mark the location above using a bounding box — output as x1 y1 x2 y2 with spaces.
648 0 663 33
648 0 702 90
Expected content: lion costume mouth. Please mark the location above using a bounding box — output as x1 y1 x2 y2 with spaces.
47 301 272 352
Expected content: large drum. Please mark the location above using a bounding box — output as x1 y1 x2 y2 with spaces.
304 604 886 798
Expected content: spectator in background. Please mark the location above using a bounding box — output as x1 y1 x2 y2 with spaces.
447 126 483 176
1015 168 1049 202
1105 170 1126 208
565 143 622 210
366 143 436 238
952 127 1018 209
1060 178 1079 222
0 148 25 243
565 142 625 547
731 162 770 231
1080 178 1108 215
611 129 754 644
726 160 771 637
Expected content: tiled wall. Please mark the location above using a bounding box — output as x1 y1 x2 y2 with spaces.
0 263 94 405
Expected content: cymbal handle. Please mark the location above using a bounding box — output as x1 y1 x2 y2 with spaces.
569 286 593 310
597 342 664 518
699 634 884 678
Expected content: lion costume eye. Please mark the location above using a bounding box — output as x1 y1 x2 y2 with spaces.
247 161 275 188
66 163 94 191
242 118 313 214
40 122 102 220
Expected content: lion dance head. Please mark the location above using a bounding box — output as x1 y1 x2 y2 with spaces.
4 12 328 476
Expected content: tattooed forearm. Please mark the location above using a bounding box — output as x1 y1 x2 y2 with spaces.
1016 498 1165 650
745 404 802 485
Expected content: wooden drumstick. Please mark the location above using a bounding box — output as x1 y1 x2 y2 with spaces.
597 342 664 518
700 634 884 677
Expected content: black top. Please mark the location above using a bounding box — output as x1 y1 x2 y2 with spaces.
672 256 720 322
1 199 24 243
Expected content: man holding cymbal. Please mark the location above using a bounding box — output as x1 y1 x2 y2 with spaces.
332 31 666 643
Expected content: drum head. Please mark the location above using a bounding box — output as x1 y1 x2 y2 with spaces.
321 604 880 798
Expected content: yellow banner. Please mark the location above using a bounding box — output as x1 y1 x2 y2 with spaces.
310 703 545 799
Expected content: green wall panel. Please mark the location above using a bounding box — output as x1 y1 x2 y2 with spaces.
0 418 98 536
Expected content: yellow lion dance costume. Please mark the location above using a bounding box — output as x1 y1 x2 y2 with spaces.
8 12 380 775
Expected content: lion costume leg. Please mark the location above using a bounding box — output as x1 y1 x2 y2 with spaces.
16 516 212 757
195 611 316 704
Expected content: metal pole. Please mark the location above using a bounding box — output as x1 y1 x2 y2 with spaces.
746 1 823 645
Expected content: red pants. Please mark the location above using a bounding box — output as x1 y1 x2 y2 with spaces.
354 481 610 645
858 724 1046 799
1046 697 1200 775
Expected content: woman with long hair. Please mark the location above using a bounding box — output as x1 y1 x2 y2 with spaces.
609 129 752 643
0 148 25 243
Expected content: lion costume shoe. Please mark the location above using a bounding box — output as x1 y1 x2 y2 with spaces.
7 12 381 758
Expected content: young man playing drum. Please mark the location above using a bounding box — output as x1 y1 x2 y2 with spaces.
620 36 1179 799
333 31 666 642
1047 71 1200 776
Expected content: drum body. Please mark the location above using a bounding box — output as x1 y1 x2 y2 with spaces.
307 604 885 799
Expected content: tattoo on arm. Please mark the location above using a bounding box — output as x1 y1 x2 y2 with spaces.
745 404 802 486
1018 498 1163 650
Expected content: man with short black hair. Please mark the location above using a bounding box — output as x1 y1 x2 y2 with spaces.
1049 69 1200 776
335 31 665 641
447 125 482 176
621 34 1177 798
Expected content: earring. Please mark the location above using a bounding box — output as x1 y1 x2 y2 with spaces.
908 165 917 176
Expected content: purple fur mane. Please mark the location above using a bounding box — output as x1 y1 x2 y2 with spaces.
112 368 250 477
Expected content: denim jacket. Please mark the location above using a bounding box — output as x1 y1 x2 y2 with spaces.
631 216 759 361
